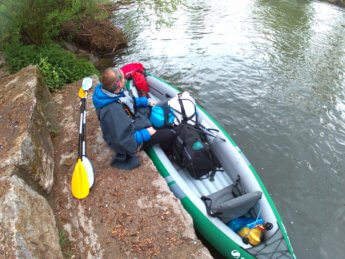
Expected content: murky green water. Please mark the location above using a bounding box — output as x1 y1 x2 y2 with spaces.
112 0 345 258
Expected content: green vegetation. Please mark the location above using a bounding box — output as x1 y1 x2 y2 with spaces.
4 44 98 91
0 0 185 91
0 0 107 45
0 0 104 91
137 0 186 27
58 228 73 258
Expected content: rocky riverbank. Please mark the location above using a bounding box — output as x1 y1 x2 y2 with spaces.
326 0 345 7
0 53 8 79
0 66 212 258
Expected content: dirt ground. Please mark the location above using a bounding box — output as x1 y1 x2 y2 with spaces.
49 78 210 258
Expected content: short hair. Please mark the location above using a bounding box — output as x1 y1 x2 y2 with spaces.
100 68 124 92
100 68 116 92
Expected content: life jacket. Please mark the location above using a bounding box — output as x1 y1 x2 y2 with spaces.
121 63 149 97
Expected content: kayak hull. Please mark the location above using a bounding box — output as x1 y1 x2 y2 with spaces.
132 74 295 259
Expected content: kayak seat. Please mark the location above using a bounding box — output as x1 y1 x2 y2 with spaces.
201 185 262 224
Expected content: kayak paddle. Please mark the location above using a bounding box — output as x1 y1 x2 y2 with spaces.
80 77 94 188
71 77 93 199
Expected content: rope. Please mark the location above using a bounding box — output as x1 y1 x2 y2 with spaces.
247 228 291 258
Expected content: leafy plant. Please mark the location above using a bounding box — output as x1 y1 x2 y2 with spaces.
58 228 73 258
3 44 99 91
0 0 107 46
38 57 65 91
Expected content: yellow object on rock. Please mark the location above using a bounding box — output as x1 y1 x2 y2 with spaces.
71 158 90 199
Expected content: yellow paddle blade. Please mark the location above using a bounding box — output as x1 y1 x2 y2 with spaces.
71 159 90 199
78 88 86 99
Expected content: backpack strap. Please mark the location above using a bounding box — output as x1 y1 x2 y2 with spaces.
208 158 224 182
209 168 217 182
180 123 223 182
178 94 187 122
163 105 170 127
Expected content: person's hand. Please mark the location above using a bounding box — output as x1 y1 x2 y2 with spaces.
149 100 155 106
147 127 157 136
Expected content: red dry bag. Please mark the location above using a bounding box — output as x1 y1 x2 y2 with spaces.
121 63 149 96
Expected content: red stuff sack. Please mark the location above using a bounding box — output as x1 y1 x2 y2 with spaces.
132 71 149 96
121 63 149 96
121 63 145 77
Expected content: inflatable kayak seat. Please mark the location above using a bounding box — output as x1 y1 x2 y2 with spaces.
201 185 262 224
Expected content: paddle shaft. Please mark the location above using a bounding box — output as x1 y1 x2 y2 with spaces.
78 98 86 159
81 92 87 157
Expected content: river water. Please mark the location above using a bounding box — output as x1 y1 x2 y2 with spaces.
112 0 345 258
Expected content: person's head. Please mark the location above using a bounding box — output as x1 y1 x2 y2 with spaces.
100 68 125 93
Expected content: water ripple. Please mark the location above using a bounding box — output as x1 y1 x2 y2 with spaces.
113 1 345 258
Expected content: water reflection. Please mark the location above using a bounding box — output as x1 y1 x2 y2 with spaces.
112 1 345 258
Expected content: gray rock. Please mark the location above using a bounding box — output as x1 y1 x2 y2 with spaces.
0 175 63 258
0 52 5 68
0 52 9 79
60 41 100 66
0 65 58 193
61 40 79 53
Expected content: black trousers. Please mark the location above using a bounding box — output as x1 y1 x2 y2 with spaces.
143 128 176 152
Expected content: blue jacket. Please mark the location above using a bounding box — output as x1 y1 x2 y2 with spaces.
92 83 124 109
93 84 152 169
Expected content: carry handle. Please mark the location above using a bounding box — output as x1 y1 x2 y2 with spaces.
201 196 222 217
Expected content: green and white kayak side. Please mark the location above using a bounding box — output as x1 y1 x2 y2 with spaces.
138 74 296 259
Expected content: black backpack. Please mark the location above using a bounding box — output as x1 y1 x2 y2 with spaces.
171 122 221 181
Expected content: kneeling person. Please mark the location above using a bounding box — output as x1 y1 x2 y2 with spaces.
93 67 175 170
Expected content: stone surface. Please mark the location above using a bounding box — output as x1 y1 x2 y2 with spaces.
0 65 58 193
0 53 8 79
51 77 212 258
0 52 5 68
60 41 114 71
61 41 100 64
0 175 63 258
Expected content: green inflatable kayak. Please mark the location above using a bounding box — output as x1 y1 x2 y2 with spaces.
129 74 296 259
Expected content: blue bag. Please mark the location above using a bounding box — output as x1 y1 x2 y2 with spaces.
227 217 264 233
150 105 175 128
